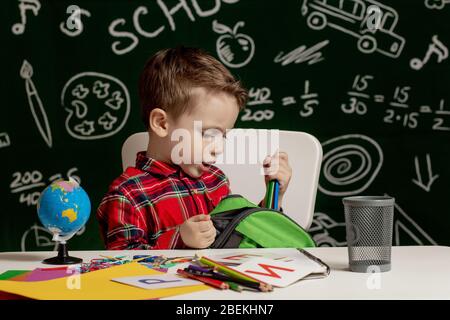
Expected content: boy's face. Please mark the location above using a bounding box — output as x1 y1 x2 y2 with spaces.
168 87 240 178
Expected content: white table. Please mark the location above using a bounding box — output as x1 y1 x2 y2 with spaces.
1 246 449 299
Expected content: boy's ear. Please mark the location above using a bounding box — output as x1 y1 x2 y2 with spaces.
149 108 169 137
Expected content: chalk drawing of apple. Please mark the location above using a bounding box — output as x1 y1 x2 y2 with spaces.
213 20 255 68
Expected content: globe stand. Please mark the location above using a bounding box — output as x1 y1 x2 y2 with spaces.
43 242 82 265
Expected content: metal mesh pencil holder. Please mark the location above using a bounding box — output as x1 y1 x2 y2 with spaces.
343 196 395 273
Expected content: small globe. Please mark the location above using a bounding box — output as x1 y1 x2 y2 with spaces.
37 179 91 239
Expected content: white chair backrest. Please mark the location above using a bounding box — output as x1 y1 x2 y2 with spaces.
121 129 322 230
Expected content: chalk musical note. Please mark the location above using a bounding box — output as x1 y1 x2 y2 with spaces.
12 0 41 35
410 35 448 70
20 60 53 148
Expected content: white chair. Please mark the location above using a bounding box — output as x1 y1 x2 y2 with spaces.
121 129 322 230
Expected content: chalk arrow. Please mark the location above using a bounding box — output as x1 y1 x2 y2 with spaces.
411 154 439 192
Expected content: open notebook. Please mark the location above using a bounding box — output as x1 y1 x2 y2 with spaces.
203 248 330 288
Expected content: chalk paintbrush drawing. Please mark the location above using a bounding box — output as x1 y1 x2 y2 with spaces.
20 60 53 148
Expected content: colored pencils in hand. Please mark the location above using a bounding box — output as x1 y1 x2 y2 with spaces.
265 179 279 210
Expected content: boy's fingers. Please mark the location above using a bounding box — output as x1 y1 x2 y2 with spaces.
189 214 209 223
203 226 216 240
263 156 271 166
196 220 212 232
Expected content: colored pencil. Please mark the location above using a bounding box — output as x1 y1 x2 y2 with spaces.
177 269 229 290
265 180 274 208
187 264 214 273
184 268 265 291
198 256 273 291
273 180 279 210
226 281 243 292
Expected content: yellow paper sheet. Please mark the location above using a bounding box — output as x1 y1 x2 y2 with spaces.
0 262 209 300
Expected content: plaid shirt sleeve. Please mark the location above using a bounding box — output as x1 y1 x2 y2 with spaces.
97 191 170 250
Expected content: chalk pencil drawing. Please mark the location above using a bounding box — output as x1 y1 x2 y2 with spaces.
20 60 53 148
21 224 86 252
60 5 91 37
410 35 448 70
411 154 439 192
61 72 130 140
12 0 41 35
319 134 383 196
213 20 255 68
387 195 438 246
424 0 450 10
301 0 405 58
0 132 11 149
274 40 330 66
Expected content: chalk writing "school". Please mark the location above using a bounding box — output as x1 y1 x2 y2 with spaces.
108 0 240 55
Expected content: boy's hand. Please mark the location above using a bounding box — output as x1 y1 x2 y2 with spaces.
262 151 292 207
179 214 216 249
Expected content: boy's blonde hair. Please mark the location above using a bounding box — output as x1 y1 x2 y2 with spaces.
138 46 248 129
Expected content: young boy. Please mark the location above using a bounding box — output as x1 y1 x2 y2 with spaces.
97 47 292 250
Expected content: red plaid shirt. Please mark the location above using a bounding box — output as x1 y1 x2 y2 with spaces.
96 151 231 250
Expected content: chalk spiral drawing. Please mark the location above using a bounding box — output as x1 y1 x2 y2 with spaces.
0 132 11 149
61 72 130 140
319 134 383 196
11 0 41 35
274 40 329 66
20 60 53 148
60 5 91 37
424 0 450 10
301 0 405 58
410 35 448 70
412 154 439 192
213 20 255 68
21 224 86 252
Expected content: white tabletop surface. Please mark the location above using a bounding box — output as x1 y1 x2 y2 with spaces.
1 246 449 300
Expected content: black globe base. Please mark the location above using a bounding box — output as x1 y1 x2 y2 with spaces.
42 242 82 265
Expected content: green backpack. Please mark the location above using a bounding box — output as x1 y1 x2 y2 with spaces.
210 194 316 249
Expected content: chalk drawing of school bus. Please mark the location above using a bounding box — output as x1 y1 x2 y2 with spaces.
301 0 405 58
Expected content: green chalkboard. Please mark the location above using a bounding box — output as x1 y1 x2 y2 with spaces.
1 0 449 252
